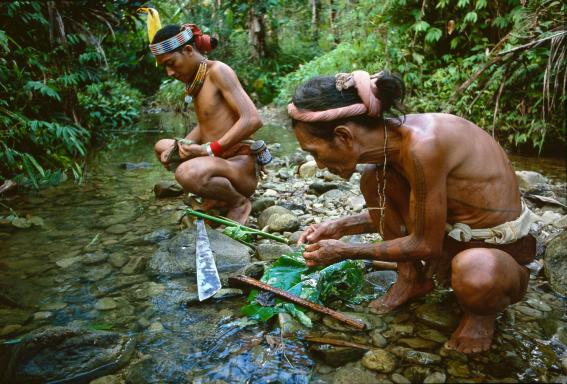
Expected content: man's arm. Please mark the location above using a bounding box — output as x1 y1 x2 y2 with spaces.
185 124 201 143
304 144 448 266
298 212 375 245
210 62 262 148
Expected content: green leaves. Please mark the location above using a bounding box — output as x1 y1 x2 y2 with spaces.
425 28 443 43
24 81 61 102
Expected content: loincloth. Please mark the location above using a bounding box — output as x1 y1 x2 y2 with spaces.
426 203 539 285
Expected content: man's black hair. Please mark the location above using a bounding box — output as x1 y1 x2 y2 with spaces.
291 72 406 140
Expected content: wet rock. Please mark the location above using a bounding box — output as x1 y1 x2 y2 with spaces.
515 304 544 319
415 303 460 331
95 298 117 311
398 337 438 350
5 326 135 383
153 181 184 198
257 206 300 232
290 150 309 166
56 256 82 268
310 344 367 367
347 195 366 212
309 181 342 195
391 373 411 384
439 346 469 363
251 197 276 215
541 211 563 225
256 243 293 261
81 251 108 265
543 231 567 296
417 328 448 343
446 359 470 378
390 346 441 365
85 265 114 282
319 189 346 203
403 366 432 383
278 313 304 337
106 224 129 235
90 374 122 384
383 324 414 338
323 312 387 332
516 171 547 190
148 227 251 276
233 261 266 280
0 308 31 326
370 329 388 347
277 168 290 180
109 253 129 268
362 349 396 373
289 231 303 244
121 256 146 275
554 215 567 229
143 228 172 244
0 324 22 337
263 189 279 197
148 322 164 332
562 356 567 374
299 160 318 178
525 297 552 312
424 371 447 383
333 362 379 384
33 311 53 321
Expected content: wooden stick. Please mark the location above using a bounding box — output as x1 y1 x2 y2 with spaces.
229 275 366 331
371 261 397 270
304 336 370 350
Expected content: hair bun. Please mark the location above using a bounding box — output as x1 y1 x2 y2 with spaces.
182 23 217 54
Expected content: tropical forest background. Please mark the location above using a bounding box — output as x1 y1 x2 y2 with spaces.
0 0 565 188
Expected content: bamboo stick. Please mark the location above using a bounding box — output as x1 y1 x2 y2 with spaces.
228 275 366 331
371 261 397 270
184 208 288 244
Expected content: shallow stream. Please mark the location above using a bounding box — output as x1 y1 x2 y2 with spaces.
0 112 565 383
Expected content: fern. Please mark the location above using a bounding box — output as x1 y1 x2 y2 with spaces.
24 81 61 102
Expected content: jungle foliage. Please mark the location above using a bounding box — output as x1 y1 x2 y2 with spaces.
1 0 565 188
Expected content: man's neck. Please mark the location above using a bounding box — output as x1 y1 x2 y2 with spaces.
357 120 403 165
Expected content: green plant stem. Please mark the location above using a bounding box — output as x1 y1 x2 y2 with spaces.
185 208 288 244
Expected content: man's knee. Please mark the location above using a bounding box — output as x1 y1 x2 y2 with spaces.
155 139 173 156
174 160 208 191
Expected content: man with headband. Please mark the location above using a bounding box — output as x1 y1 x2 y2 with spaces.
152 24 262 224
289 71 538 354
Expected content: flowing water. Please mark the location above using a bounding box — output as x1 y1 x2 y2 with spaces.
0 112 565 383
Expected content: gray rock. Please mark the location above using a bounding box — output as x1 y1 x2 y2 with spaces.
516 171 547 190
85 265 113 282
119 162 152 170
391 373 411 384
515 305 544 319
251 197 276 215
544 231 567 296
310 344 367 367
417 328 448 343
424 372 447 383
398 337 438 350
446 359 470 378
95 298 117 311
257 206 300 232
323 312 387 332
365 271 397 295
370 329 388 347
256 243 293 261
390 346 441 365
347 195 366 212
333 362 379 384
309 181 342 195
147 228 252 276
362 349 396 373
299 160 318 178
81 251 108 265
403 366 433 383
562 356 567 374
121 256 146 275
278 312 304 337
33 311 53 320
290 150 309 166
153 181 184 198
109 253 129 268
415 303 460 331
106 224 129 235
90 374 122 384
319 189 346 203
143 228 172 244
5 326 135 383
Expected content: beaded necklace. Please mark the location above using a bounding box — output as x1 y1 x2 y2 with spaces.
368 117 388 237
184 59 207 104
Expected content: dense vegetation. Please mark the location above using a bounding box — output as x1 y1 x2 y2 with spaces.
1 0 565 188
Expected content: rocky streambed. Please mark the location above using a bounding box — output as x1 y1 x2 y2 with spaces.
0 113 566 383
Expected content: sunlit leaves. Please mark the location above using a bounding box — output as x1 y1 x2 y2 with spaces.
23 81 61 102
425 27 443 43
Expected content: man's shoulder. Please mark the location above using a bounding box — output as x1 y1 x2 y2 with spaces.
208 60 237 79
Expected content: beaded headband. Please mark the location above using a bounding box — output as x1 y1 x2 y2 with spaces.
149 27 193 56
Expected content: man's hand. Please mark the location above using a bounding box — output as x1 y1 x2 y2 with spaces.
303 239 350 267
160 146 174 166
297 221 342 245
179 143 207 160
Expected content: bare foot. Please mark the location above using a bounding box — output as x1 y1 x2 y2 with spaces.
369 278 434 314
189 197 228 212
225 199 251 225
445 313 495 353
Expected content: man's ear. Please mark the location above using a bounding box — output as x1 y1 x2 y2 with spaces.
181 44 194 56
333 125 354 147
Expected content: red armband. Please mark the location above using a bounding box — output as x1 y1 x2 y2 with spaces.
210 141 223 156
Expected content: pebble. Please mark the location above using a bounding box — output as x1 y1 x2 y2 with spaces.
391 373 411 384
417 328 448 343
90 375 122 384
446 359 470 378
370 329 388 347
526 298 552 312
40 302 67 311
105 224 130 235
0 324 22 337
95 297 117 311
56 256 81 268
148 322 164 332
362 349 396 373
424 372 447 383
515 305 544 319
562 357 567 374
109 253 129 268
33 311 53 320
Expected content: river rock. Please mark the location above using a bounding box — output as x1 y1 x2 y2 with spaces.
310 344 367 367
347 195 366 212
81 251 108 265
147 227 252 276
90 374 122 384
109 253 129 268
121 256 146 275
119 162 152 170
333 362 379 384
390 346 441 365
106 223 129 235
370 329 388 347
278 313 304 337
95 298 117 311
33 311 53 320
543 231 567 296
256 243 293 261
319 189 346 203
417 328 448 343
403 366 432 383
0 324 22 337
153 181 184 198
143 229 172 244
323 312 387 332
251 197 276 215
398 337 438 350
516 171 547 190
257 206 300 232
391 373 411 384
309 181 342 195
365 271 397 294
446 359 470 378
562 356 567 374
424 372 447 383
299 161 318 178
4 326 135 383
415 303 460 331
56 256 82 268
362 349 396 373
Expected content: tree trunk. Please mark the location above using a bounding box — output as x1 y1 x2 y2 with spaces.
311 0 319 42
247 6 266 60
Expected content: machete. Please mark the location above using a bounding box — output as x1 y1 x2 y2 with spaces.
195 218 222 301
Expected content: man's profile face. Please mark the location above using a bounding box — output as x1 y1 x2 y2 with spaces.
156 46 199 84
294 122 357 180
